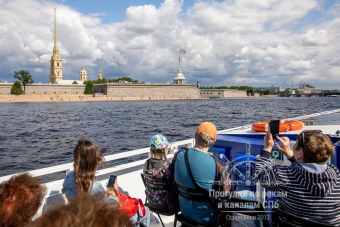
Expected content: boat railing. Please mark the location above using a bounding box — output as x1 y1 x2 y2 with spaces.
0 138 195 183
0 138 195 220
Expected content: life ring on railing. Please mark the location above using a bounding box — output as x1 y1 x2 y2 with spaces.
251 120 305 132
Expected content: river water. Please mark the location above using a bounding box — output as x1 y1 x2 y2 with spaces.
0 97 340 178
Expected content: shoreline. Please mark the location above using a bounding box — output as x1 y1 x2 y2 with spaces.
0 94 280 103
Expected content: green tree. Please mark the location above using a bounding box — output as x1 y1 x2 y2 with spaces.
84 81 94 94
14 70 34 94
11 81 24 95
72 81 78 84
263 90 271 95
255 90 264 95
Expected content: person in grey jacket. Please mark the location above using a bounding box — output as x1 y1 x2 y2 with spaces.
254 131 340 226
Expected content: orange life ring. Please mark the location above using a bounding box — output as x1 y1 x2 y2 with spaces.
251 120 305 132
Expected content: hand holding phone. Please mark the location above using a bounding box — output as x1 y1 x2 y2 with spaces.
269 119 280 140
107 175 117 190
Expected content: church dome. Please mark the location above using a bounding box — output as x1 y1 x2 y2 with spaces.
80 65 87 74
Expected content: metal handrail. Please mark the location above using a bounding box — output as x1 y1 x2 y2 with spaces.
0 139 194 183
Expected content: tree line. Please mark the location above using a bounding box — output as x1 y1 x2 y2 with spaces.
83 77 139 94
199 86 256 96
83 76 139 85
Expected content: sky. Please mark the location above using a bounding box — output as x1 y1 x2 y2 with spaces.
0 0 339 89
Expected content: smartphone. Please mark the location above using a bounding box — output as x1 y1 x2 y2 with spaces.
107 175 117 189
269 119 280 140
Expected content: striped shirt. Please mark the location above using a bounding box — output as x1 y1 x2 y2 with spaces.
254 152 340 226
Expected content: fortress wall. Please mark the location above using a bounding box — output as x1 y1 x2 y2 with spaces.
24 84 85 95
0 84 85 95
96 83 200 99
223 90 247 98
199 89 247 98
0 84 12 95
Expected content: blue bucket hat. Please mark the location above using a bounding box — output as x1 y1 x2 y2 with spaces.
149 134 170 150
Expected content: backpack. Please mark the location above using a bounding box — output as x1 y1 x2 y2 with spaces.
143 159 177 214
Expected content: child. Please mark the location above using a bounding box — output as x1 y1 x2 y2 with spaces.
143 134 175 212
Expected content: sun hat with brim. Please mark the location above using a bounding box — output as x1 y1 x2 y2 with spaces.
149 134 170 150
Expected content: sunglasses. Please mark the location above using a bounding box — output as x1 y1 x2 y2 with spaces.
300 130 322 152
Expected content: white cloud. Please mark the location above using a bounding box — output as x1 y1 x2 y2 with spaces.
0 0 339 89
34 68 43 72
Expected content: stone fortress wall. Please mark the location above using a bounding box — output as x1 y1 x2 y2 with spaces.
1 83 252 99
94 83 200 99
0 83 85 95
200 89 248 98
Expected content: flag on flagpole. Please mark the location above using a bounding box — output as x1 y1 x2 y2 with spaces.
179 49 186 54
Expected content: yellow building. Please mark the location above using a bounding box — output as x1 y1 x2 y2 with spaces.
98 70 103 80
49 8 62 84
79 65 87 82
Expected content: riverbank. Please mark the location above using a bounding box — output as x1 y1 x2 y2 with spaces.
0 94 208 103
0 94 284 103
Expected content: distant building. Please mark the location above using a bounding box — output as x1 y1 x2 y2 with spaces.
299 83 322 93
79 65 87 82
173 50 186 84
98 70 103 80
254 85 284 93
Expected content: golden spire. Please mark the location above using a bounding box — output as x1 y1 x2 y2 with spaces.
82 65 85 70
54 7 57 45
53 8 59 53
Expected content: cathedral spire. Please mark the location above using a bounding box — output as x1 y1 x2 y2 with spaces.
53 8 59 54
54 8 57 45
49 7 62 84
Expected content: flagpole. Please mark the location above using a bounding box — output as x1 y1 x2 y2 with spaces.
178 47 181 70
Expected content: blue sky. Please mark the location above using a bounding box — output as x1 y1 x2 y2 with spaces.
0 0 340 89
60 0 226 23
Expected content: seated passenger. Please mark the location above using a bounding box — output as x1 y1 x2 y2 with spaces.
31 193 133 227
0 173 46 227
143 134 175 212
62 137 150 227
254 131 340 226
172 122 230 225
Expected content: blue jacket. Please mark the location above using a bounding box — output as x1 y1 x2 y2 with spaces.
174 148 220 225
61 170 118 202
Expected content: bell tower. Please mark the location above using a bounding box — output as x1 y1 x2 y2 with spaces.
79 65 87 82
49 8 63 84
98 70 103 80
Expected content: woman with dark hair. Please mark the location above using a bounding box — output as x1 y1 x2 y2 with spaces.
0 173 46 227
62 137 150 227
62 138 108 197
